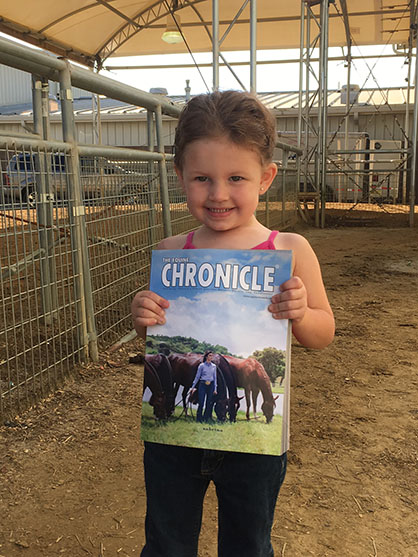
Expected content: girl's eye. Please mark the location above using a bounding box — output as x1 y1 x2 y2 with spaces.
195 176 208 182
230 176 244 182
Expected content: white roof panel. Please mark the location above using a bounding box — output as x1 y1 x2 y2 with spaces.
0 1 413 67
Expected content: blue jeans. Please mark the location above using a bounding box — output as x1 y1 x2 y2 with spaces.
197 380 215 423
141 442 287 557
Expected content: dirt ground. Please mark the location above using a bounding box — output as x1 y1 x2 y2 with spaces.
1 224 418 557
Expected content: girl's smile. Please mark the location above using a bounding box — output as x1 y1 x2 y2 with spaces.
175 137 277 234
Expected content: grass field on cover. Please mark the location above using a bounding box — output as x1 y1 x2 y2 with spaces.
140 403 284 456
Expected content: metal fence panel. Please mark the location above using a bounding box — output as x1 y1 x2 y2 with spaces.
0 144 85 417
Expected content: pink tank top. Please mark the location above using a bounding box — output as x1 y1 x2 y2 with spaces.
183 230 279 250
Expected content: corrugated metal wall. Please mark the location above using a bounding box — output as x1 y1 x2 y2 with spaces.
0 65 31 106
0 65 91 107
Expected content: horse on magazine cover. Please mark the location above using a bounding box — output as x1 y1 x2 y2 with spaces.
222 355 278 423
143 354 175 420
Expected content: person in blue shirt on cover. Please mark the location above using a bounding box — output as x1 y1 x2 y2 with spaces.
190 351 218 423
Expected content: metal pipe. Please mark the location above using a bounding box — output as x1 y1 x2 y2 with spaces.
105 53 407 71
276 140 303 156
212 0 220 91
344 50 352 204
319 0 330 228
219 0 250 46
155 105 172 237
32 75 54 322
297 1 305 205
297 2 305 150
40 77 59 320
147 110 155 153
0 35 181 118
77 144 170 161
403 7 414 205
331 149 408 155
59 62 98 361
410 9 418 227
281 148 288 229
250 0 257 93
0 130 41 139
147 109 157 247
218 52 247 91
0 136 169 161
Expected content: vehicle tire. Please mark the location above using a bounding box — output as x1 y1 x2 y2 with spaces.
22 188 36 208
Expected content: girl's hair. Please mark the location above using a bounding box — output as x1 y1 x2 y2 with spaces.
174 90 276 169
203 350 213 362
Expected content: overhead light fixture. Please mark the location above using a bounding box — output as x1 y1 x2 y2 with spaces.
161 14 183 44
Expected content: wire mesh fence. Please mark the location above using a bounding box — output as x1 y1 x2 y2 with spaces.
0 144 85 417
0 142 298 419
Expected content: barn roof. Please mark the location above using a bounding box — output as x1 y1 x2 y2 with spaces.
0 87 413 118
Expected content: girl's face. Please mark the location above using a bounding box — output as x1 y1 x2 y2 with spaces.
175 137 277 234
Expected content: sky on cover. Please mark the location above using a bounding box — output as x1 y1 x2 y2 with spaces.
148 249 292 356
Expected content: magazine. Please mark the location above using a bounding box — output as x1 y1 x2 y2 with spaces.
140 249 293 456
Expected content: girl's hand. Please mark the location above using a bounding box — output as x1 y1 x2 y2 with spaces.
131 290 170 332
268 276 307 323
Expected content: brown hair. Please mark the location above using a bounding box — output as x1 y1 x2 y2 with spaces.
174 90 276 170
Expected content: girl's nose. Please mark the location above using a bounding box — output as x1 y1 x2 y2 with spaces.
208 180 229 201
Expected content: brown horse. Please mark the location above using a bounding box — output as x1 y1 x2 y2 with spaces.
144 354 174 419
167 352 202 415
222 356 277 423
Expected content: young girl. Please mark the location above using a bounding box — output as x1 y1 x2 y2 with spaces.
132 90 334 557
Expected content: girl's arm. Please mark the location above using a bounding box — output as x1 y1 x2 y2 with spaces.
269 234 335 349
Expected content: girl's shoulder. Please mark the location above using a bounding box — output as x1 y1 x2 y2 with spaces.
273 231 312 251
157 234 188 250
273 231 321 275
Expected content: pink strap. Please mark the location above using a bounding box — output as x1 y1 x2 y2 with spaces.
267 230 279 247
183 231 196 249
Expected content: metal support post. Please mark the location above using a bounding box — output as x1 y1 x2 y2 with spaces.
297 2 305 215
319 0 330 228
282 148 288 228
404 53 412 206
212 0 219 91
41 78 59 316
265 187 270 229
250 0 257 93
343 51 351 203
299 4 319 226
155 105 172 237
403 8 414 206
410 15 418 227
92 62 102 145
59 62 98 361
32 75 58 324
304 5 312 205
147 109 157 246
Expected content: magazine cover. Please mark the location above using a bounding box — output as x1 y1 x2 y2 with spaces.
140 249 292 456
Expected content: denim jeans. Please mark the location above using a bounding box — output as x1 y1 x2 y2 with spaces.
197 380 215 422
141 442 287 557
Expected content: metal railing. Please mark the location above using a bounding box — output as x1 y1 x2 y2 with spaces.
0 35 298 420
